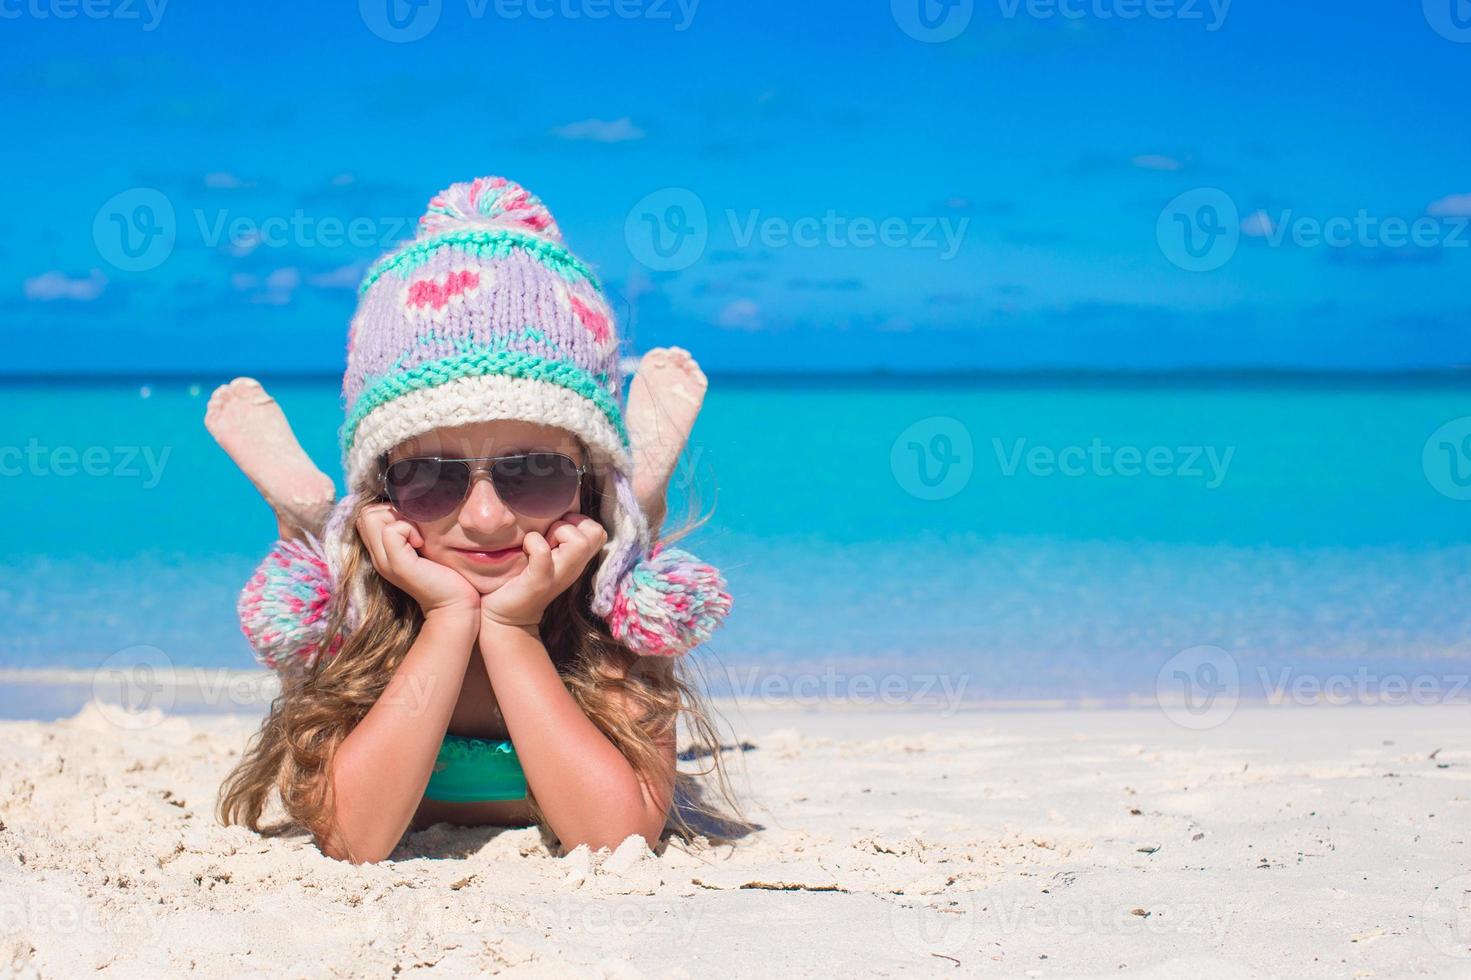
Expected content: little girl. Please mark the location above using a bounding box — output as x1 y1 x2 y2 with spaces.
207 177 737 864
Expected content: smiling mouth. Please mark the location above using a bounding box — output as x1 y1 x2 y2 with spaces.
455 545 522 565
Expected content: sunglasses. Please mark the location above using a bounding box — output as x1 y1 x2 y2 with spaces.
379 452 587 523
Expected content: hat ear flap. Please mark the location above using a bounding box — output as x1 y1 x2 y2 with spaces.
237 494 363 676
589 466 648 619
237 533 341 675
589 468 732 657
607 543 733 658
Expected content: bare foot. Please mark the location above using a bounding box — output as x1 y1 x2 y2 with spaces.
625 347 708 532
205 377 336 540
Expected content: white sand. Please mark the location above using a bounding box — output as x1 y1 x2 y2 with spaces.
1 697 1469 978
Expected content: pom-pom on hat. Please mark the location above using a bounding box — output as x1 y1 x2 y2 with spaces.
237 176 730 670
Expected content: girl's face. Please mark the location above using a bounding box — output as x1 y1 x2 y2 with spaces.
386 420 586 594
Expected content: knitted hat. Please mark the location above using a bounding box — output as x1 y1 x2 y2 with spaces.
238 176 730 670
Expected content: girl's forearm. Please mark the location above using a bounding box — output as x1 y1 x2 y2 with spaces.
322 611 476 863
479 623 671 851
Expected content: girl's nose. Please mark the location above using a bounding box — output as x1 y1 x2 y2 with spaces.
456 474 516 533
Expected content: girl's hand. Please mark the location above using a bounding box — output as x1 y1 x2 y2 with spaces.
356 503 480 622
480 513 608 630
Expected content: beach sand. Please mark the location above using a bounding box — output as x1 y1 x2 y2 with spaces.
1 696 1468 978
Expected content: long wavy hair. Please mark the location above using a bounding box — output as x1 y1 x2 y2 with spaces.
216 447 750 860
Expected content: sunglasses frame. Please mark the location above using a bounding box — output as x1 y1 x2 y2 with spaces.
377 451 588 521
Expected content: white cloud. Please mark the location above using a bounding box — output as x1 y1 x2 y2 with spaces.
265 268 300 291
717 299 762 330
1240 210 1275 238
306 263 367 289
551 117 646 143
1131 154 1185 172
204 171 255 190
24 269 106 302
1427 193 1471 218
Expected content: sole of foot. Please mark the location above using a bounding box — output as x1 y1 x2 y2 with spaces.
626 347 708 525
205 377 337 539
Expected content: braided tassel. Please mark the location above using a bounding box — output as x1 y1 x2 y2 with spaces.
607 544 732 657
237 534 342 673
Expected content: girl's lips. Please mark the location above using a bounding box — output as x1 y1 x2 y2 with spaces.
456 545 522 565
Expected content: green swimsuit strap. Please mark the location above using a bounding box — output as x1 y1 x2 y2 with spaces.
423 733 528 803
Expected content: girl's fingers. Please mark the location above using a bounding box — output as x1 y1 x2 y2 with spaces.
550 523 603 583
522 531 554 586
356 512 391 573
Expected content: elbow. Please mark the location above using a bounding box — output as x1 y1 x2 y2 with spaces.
560 808 667 855
316 825 395 866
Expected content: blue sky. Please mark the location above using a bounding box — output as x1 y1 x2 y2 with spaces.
2 0 1468 373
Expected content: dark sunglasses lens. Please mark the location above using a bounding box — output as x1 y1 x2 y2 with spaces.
384 459 470 521
492 453 581 518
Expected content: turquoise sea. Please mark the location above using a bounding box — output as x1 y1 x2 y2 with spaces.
3 375 1471 716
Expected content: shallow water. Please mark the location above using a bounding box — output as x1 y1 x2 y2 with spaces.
3 375 1470 709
